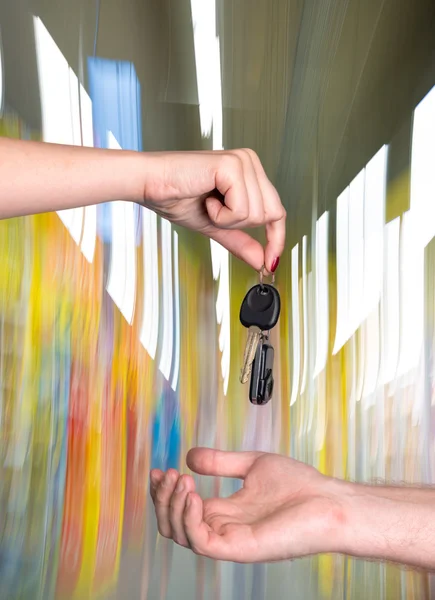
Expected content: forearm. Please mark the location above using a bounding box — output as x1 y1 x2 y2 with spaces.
336 480 435 570
0 138 146 219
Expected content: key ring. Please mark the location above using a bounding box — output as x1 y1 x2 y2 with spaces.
259 265 275 288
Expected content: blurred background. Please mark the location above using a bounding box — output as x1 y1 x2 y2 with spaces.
1 0 435 598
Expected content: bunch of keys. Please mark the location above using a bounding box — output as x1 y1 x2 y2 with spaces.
239 267 281 405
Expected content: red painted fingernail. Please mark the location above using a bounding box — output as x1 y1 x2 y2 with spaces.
270 257 280 273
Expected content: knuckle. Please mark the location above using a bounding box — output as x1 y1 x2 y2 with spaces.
233 207 249 222
241 147 258 162
156 486 168 503
157 525 171 539
190 542 203 556
249 211 265 227
223 152 243 173
267 204 286 222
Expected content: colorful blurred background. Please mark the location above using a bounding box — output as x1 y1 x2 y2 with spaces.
1 0 435 598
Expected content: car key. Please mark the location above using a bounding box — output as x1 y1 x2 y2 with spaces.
249 338 274 405
240 325 262 384
239 282 280 384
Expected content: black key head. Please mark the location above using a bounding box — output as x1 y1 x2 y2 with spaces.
240 284 281 331
249 340 274 405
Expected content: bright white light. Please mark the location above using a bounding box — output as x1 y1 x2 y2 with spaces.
106 131 137 324
140 208 159 360
210 240 231 395
210 239 222 281
212 37 223 150
362 307 380 400
106 201 136 324
107 130 121 150
123 202 137 325
34 17 97 261
381 217 400 384
397 210 424 377
333 188 350 354
68 206 84 245
78 86 97 262
334 146 387 356
307 271 316 432
300 236 308 394
80 205 97 263
79 85 94 148
410 84 435 248
348 169 365 337
290 244 300 406
363 146 387 319
159 219 174 381
171 231 181 392
314 211 329 377
34 17 75 145
219 252 231 393
190 0 223 149
69 68 81 146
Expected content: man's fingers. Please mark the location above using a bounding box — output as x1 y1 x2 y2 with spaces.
183 493 257 562
154 469 180 538
183 493 231 560
150 468 165 502
206 227 265 271
169 474 195 547
186 448 262 480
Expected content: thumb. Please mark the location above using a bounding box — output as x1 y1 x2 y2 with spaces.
186 448 262 480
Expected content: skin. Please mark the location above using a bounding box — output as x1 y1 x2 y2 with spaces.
0 138 286 272
150 448 435 570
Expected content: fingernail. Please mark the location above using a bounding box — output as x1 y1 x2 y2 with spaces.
271 257 280 273
175 479 185 493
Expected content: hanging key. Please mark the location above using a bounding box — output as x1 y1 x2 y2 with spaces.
239 282 281 384
240 325 262 383
249 338 275 405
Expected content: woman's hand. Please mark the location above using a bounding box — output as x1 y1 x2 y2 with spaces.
0 139 286 272
141 149 286 272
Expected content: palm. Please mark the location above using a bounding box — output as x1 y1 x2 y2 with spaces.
195 454 329 563
150 449 338 563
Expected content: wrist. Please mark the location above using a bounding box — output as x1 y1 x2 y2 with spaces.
311 477 393 558
330 480 388 559
109 149 149 204
330 480 435 569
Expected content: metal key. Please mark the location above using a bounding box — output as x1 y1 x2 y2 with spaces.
240 325 262 383
239 282 281 384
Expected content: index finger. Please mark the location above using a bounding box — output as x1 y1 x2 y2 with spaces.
265 215 286 273
183 493 258 562
182 493 238 561
242 150 286 272
205 226 265 271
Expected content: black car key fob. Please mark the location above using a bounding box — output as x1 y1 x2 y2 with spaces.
249 340 274 405
239 284 281 331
